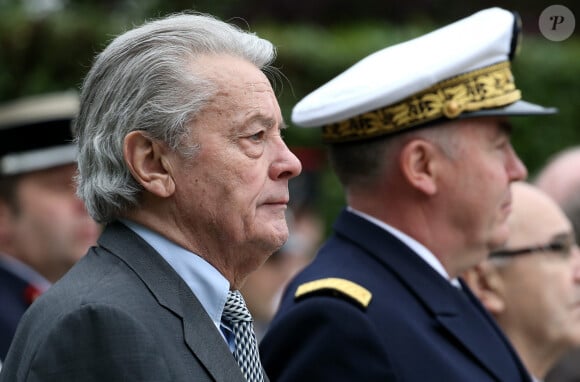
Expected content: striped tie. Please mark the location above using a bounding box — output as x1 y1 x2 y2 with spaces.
222 290 265 382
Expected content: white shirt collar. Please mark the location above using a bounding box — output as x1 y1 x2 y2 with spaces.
347 207 460 288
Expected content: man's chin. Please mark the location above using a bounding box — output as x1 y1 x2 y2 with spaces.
271 232 289 252
255 227 288 253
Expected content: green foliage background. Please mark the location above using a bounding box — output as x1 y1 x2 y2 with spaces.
0 0 578 232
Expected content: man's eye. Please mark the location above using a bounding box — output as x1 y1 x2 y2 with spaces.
495 138 510 151
249 131 265 141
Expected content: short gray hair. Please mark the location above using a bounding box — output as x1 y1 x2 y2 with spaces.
74 13 276 223
329 122 459 190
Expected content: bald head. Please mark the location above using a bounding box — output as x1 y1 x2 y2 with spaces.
535 147 580 206
506 181 572 249
463 181 580 380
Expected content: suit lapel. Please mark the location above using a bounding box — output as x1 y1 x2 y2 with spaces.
333 210 530 382
434 280 529 381
98 222 245 382
179 287 246 381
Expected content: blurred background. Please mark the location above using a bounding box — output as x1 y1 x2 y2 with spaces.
0 0 578 236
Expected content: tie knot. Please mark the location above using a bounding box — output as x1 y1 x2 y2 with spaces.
223 290 252 324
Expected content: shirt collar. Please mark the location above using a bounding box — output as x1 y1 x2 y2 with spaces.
347 207 460 288
120 219 230 331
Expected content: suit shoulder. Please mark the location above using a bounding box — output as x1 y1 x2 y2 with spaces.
294 277 372 309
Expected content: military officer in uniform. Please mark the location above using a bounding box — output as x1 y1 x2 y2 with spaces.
260 8 556 381
0 92 100 362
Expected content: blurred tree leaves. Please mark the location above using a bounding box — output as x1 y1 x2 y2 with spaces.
0 0 578 228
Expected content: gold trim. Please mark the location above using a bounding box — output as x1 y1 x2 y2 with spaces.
294 277 372 308
322 61 521 143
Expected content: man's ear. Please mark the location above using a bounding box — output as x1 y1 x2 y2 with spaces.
399 139 439 195
124 131 176 198
462 262 506 314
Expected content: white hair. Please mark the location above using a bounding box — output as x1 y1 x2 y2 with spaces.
74 13 276 223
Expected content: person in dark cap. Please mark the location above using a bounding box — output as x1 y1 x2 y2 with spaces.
260 7 555 381
0 91 101 363
0 12 301 382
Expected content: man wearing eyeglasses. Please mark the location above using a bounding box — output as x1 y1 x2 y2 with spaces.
463 181 580 382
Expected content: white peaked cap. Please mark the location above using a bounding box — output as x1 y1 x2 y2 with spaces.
291 7 556 143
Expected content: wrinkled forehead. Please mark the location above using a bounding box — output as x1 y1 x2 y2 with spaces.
210 70 275 110
205 80 277 122
217 78 275 100
196 53 271 87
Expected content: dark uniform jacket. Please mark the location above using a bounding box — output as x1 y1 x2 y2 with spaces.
260 209 532 381
0 221 251 382
0 263 42 362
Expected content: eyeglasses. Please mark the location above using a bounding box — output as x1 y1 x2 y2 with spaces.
489 232 577 259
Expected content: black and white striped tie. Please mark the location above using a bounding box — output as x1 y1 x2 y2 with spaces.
222 290 264 382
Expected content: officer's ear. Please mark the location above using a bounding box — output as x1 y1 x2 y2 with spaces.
399 139 439 195
123 131 176 198
462 262 506 315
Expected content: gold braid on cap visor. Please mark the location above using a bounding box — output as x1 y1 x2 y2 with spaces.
322 61 521 143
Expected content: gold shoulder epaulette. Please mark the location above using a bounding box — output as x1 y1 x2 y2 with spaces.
294 277 372 309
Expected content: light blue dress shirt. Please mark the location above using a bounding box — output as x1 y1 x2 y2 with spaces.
121 220 234 349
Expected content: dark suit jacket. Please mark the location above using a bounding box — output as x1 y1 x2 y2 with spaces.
0 221 249 382
260 209 532 381
0 264 37 362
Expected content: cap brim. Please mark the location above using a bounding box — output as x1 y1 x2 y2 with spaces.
462 100 557 118
1 144 77 176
